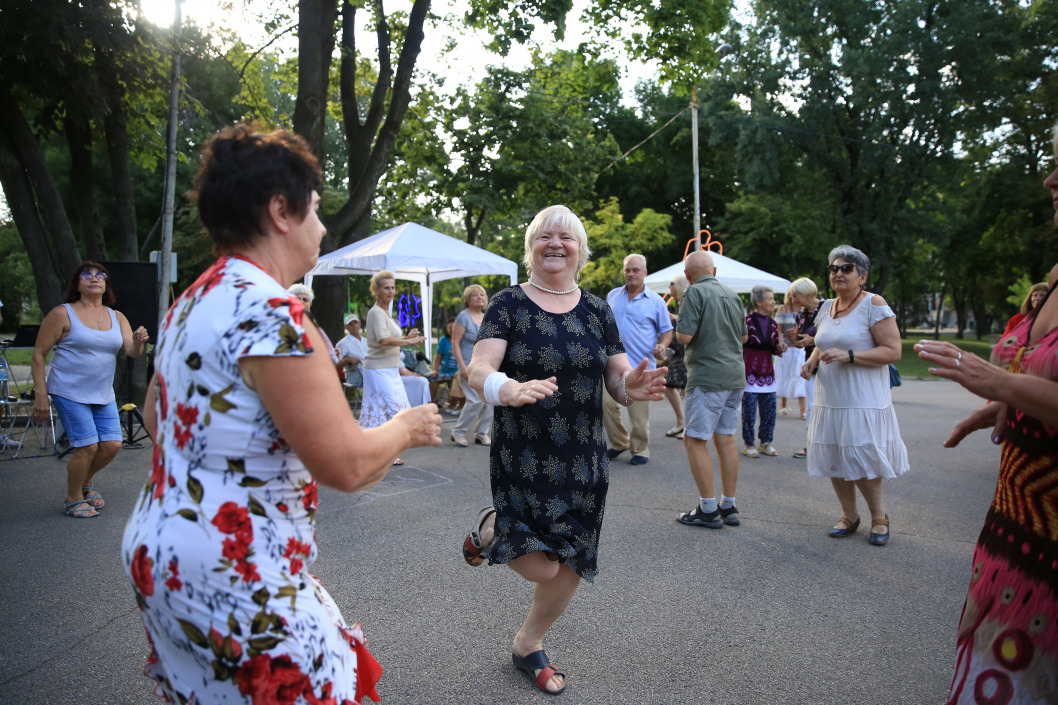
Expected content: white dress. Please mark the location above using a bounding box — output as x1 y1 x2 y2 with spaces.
806 296 908 480
775 346 805 399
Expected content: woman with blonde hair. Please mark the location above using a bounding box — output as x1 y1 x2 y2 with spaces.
362 269 426 465
662 275 690 438
451 283 493 446
774 286 806 418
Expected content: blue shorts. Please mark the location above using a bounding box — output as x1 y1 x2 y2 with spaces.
685 387 744 439
51 396 122 448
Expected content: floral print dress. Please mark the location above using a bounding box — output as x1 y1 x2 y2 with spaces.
476 286 624 582
948 305 1058 704
121 256 381 705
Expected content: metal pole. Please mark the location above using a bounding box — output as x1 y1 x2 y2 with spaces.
158 0 182 327
691 86 701 252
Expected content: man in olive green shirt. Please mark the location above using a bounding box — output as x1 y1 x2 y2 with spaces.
674 251 748 529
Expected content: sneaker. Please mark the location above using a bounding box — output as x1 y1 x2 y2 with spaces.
606 448 626 460
629 455 648 466
719 505 741 526
678 505 724 529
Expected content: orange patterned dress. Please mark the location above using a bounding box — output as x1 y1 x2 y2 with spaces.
948 308 1058 704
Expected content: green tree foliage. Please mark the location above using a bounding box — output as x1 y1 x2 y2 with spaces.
578 197 674 295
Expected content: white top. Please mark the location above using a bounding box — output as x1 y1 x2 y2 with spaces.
336 333 366 372
806 295 909 481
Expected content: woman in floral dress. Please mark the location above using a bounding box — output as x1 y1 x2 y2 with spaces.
458 205 668 695
917 129 1058 704
121 125 441 704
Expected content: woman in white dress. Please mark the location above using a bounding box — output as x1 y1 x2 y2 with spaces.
800 245 908 545
774 290 806 418
361 270 427 466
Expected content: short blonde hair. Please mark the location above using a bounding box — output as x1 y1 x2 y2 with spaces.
669 274 689 299
463 284 487 307
370 270 395 295
522 205 591 278
787 277 818 300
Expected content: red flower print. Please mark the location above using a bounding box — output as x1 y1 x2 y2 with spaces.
165 559 182 592
157 374 168 422
212 502 252 535
189 257 229 300
234 560 261 584
174 423 193 450
222 534 251 562
176 402 199 427
276 503 288 513
302 481 318 513
236 654 309 705
130 544 155 597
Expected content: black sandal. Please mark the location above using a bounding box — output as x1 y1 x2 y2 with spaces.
513 649 566 695
462 506 496 566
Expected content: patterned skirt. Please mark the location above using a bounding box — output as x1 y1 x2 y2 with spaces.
360 367 410 429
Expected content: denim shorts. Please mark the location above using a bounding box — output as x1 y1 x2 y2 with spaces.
684 387 744 439
51 395 122 448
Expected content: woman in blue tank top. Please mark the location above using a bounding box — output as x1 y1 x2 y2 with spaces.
30 261 150 518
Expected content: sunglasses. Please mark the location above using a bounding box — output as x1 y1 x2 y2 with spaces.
828 263 857 274
79 271 108 281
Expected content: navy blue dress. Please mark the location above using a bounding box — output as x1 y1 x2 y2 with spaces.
476 286 624 582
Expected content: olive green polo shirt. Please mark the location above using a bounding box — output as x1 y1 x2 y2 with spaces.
676 274 748 392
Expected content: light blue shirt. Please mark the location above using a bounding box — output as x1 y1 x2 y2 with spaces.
606 285 673 370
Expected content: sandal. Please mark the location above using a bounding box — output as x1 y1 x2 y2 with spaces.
392 458 405 466
474 435 491 446
828 515 860 538
869 514 890 546
665 426 685 438
64 500 99 518
793 448 807 459
512 649 566 695
758 444 778 457
742 447 760 458
82 484 105 509
462 506 496 566
451 432 468 447
779 408 789 416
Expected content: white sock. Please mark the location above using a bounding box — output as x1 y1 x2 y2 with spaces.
720 496 736 510
700 497 718 513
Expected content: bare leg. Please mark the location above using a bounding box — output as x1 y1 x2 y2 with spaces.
854 477 887 537
84 440 121 487
798 396 807 416
714 433 740 498
664 387 685 429
509 556 580 694
66 444 100 504
779 396 787 411
683 435 715 499
830 478 860 529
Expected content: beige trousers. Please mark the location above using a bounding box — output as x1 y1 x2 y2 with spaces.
603 394 651 458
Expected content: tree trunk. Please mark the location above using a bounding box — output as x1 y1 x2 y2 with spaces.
0 146 64 311
66 111 108 261
293 0 338 159
0 83 82 278
104 108 138 260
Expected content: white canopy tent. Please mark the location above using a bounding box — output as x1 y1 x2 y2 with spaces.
644 252 791 296
305 222 519 352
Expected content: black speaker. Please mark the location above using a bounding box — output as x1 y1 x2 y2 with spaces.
100 261 160 341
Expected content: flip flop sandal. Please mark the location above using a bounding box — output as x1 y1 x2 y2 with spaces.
82 484 105 509
664 426 685 437
793 448 807 459
64 500 99 518
462 506 496 566
512 650 566 695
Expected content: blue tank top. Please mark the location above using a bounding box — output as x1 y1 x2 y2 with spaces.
48 303 123 404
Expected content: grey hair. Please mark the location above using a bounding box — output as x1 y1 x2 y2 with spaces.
750 284 773 306
827 245 870 275
522 205 591 278
288 283 313 302
623 253 646 270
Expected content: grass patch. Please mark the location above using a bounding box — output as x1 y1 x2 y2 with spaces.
1 348 33 365
895 338 996 379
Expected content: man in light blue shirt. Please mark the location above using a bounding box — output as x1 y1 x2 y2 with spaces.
604 254 673 465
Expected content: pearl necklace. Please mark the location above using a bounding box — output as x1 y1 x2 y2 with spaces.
528 279 578 295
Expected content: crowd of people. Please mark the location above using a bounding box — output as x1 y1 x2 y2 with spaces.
19 121 1056 703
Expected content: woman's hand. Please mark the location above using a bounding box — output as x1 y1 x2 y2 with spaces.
133 326 149 345
30 398 50 424
392 403 443 448
818 347 851 364
943 402 1007 448
499 376 558 407
914 341 1002 400
625 358 668 401
800 356 819 380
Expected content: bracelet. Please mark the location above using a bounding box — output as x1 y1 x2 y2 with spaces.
483 371 512 406
621 374 631 405
848 349 855 364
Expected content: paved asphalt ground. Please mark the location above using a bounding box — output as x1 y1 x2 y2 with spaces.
0 379 1001 705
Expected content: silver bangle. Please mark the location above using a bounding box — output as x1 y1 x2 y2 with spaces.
621 375 631 405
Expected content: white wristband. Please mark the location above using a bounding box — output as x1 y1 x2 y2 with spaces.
483 371 512 406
